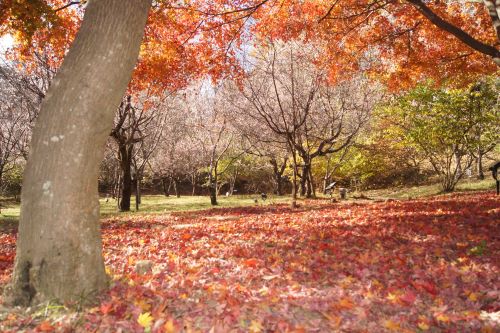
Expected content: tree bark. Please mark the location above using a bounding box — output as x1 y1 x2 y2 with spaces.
173 178 180 198
116 174 122 209
135 174 142 211
477 150 485 180
307 166 316 198
3 0 151 306
453 147 463 183
290 149 298 208
300 161 315 198
209 186 217 205
407 0 500 65
162 177 170 197
119 146 133 212
209 173 218 205
299 166 307 197
0 165 4 195
270 158 286 196
191 174 197 196
276 175 283 196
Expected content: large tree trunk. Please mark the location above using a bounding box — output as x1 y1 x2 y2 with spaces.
3 0 151 306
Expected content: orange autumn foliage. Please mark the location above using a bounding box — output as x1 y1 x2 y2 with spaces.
1 0 498 92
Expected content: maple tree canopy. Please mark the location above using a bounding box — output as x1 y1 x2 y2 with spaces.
1 0 498 92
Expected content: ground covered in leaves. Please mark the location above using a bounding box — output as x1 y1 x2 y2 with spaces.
0 192 499 332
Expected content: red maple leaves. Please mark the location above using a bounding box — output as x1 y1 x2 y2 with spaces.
0 191 499 332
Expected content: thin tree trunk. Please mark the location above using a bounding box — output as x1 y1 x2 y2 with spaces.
299 166 307 197
229 173 237 195
209 186 217 205
162 177 170 197
3 0 151 306
0 166 4 196
290 150 298 208
453 145 463 183
323 158 331 194
116 174 122 209
112 167 120 199
477 150 484 180
270 158 286 196
119 148 132 212
167 177 173 196
136 174 142 205
135 175 141 211
307 166 316 198
191 174 196 196
173 178 180 198
209 173 218 205
276 174 283 196
302 159 314 198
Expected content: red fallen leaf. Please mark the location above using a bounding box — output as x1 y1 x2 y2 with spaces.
400 290 417 305
243 258 259 268
38 321 55 332
181 233 192 241
1 192 499 331
167 260 176 271
318 242 329 250
100 301 113 315
412 280 438 296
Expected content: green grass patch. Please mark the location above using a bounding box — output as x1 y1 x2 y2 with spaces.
99 194 291 217
0 194 291 222
361 178 496 200
0 196 20 222
1 177 496 224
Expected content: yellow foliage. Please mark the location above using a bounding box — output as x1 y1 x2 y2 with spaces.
164 319 176 333
137 312 154 329
418 322 430 330
383 319 400 331
249 320 263 333
435 313 450 323
468 292 478 301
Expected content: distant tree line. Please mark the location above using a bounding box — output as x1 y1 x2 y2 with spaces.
1 44 498 207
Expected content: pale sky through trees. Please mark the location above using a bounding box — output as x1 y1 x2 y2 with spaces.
0 34 13 56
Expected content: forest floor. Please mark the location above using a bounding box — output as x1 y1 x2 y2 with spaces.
0 178 495 222
0 191 499 332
